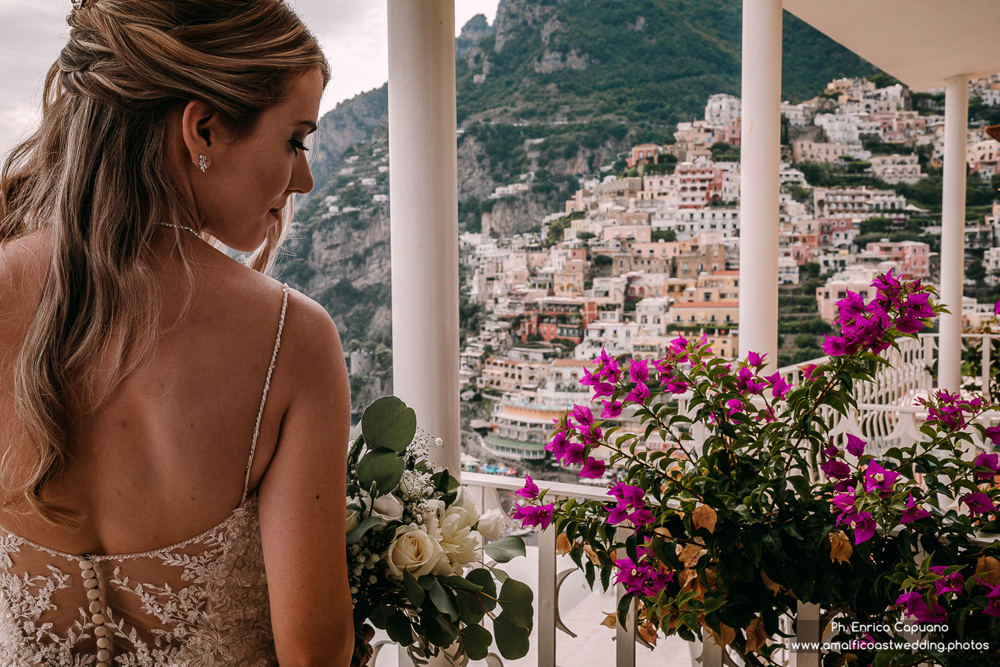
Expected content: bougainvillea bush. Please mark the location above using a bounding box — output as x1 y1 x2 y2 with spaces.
513 273 1000 666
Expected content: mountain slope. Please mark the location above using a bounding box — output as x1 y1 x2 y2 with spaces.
456 0 877 125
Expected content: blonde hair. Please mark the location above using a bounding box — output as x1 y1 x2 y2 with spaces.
0 0 329 525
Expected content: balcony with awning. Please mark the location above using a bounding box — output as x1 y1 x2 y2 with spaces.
381 1 1000 666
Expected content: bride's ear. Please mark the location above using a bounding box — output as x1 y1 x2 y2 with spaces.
180 101 222 173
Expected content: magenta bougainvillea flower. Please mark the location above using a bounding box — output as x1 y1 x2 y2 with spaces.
800 363 821 380
572 404 594 429
625 381 650 403
899 494 931 524
747 351 766 368
545 431 569 460
983 581 1000 617
601 400 623 419
515 474 539 500
842 509 876 544
821 459 851 480
895 590 947 623
765 372 791 400
863 461 900 495
973 452 1000 481
629 358 649 384
846 435 867 458
962 491 997 517
512 504 554 530
607 483 653 527
614 555 674 597
578 457 606 479
928 566 965 596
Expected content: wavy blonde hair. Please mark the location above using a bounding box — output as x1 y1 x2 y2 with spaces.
0 0 329 525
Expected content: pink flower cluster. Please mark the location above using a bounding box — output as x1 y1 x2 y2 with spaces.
614 547 673 597
822 270 933 358
606 482 654 527
918 390 986 432
544 405 607 480
896 566 966 623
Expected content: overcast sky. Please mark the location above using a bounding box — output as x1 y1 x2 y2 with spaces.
0 0 499 159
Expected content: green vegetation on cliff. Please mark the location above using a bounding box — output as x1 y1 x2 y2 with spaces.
456 0 877 125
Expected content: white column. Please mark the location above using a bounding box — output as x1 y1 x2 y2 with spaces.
938 74 969 392
738 0 783 371
387 0 461 476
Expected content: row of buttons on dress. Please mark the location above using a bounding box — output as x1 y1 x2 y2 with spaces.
79 558 112 667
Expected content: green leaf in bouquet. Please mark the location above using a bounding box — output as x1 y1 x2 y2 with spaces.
492 611 530 660
456 591 486 625
368 605 394 630
361 396 417 453
385 611 414 646
496 578 534 629
346 515 385 545
421 612 459 648
357 448 405 495
429 580 459 621
490 567 509 583
483 536 526 563
466 568 498 612
403 570 425 607
439 575 483 594
458 623 493 661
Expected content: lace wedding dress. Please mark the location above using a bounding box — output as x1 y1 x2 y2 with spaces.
0 286 289 666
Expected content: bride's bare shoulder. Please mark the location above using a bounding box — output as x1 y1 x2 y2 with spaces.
189 243 343 372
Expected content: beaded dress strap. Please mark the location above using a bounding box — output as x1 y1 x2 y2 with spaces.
243 284 289 501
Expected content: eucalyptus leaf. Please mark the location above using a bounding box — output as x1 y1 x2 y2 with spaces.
385 611 413 646
357 448 405 495
361 396 417 452
458 623 493 661
403 570 424 607
345 515 384 545
483 536 526 564
497 578 534 629
492 611 530 660
429 580 459 621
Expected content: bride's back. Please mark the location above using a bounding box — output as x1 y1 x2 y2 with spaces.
0 230 288 554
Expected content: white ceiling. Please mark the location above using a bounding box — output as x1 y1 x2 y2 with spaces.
783 0 1000 91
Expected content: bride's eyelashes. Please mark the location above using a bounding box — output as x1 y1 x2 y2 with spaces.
289 138 309 156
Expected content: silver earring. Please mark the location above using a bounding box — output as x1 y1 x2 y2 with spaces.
198 154 208 173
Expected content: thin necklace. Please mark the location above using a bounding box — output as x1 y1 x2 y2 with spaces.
158 222 201 238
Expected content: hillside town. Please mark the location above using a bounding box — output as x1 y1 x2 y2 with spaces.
447 74 1000 472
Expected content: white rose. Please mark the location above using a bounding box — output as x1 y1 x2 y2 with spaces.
386 526 448 580
371 493 404 525
437 505 479 574
475 509 505 542
346 497 360 532
452 487 481 523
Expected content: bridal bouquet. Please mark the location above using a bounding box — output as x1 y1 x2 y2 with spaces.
347 397 533 665
513 273 1000 666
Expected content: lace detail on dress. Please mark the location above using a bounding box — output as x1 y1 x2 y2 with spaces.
0 285 290 666
0 493 273 666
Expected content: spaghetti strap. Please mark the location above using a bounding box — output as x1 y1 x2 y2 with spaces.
244 284 290 501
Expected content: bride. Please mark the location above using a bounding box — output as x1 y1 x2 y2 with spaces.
0 1 356 665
